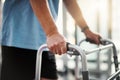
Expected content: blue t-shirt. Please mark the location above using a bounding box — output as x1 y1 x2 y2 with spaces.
1 0 59 50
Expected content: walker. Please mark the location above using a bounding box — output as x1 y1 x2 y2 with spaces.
35 39 120 80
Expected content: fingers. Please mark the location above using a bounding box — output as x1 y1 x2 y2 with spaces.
96 35 102 44
98 35 102 44
86 34 102 45
46 32 67 55
47 42 67 55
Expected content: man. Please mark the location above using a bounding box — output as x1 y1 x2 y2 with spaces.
1 0 101 80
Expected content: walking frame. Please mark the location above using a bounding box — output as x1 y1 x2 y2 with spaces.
35 39 120 80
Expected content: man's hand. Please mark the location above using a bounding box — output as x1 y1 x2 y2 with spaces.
46 32 67 55
84 29 101 44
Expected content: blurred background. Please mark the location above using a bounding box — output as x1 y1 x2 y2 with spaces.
0 0 120 80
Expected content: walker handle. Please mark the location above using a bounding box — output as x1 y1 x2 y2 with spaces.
84 38 108 45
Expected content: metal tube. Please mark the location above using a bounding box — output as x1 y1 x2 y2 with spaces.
107 69 120 80
85 44 113 55
35 44 48 80
67 44 90 80
68 44 88 71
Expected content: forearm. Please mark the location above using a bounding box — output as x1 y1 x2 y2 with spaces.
63 0 88 30
30 0 58 36
64 0 101 44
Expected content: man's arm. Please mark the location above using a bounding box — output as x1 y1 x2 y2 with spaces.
63 0 101 44
63 0 88 29
30 0 67 55
30 0 58 36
